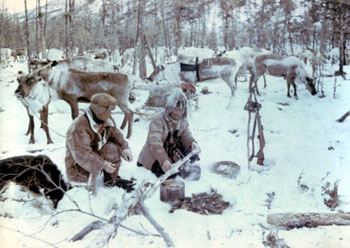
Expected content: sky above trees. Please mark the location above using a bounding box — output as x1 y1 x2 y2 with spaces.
1 0 37 13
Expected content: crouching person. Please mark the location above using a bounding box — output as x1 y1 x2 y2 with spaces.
65 93 135 192
137 88 200 178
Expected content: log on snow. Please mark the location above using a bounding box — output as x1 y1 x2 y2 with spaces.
336 110 350 123
267 212 350 228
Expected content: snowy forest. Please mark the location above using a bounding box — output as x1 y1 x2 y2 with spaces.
0 0 349 76
0 0 350 248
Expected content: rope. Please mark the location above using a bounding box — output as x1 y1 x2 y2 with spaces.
210 161 240 179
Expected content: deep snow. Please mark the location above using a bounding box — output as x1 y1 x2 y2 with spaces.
0 59 350 248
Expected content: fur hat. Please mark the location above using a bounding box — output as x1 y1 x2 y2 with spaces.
165 88 188 118
90 93 117 114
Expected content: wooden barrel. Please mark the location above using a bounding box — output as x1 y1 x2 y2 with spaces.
160 180 185 203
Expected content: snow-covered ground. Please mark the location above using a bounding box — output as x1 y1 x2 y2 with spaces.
0 60 349 247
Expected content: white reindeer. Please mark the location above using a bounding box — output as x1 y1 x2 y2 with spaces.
148 57 240 107
251 54 317 98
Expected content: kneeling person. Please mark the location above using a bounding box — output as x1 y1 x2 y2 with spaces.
65 93 135 192
137 88 200 178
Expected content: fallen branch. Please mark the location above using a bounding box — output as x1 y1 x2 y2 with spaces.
336 110 350 123
71 220 104 242
267 212 350 229
72 148 200 247
139 202 174 247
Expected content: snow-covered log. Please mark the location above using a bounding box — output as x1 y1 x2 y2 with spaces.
267 212 350 228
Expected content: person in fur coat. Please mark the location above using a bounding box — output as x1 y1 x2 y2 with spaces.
65 93 135 192
137 88 200 178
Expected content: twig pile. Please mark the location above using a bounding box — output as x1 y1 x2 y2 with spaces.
169 189 230 215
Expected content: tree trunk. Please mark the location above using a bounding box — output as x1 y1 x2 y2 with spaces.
138 0 146 79
287 20 294 55
319 4 327 55
38 0 47 59
65 0 69 58
267 212 350 228
24 0 32 72
144 35 156 71
338 9 344 75
160 1 169 51
174 0 182 55
35 0 39 57
132 0 142 75
69 0 75 56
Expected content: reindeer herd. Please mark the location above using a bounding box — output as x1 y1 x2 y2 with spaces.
1 46 324 146
0 45 340 209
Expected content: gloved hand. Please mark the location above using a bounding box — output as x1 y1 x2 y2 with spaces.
103 161 117 174
190 142 200 163
191 142 201 153
122 148 133 162
162 160 172 172
115 176 136 193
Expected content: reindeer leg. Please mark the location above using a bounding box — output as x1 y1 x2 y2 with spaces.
119 104 133 139
287 79 291 98
41 105 53 144
25 107 32 135
40 111 44 129
292 81 298 98
221 69 236 97
235 65 244 86
127 110 134 139
61 94 79 119
263 74 267 88
120 115 127 130
26 115 33 136
69 100 79 119
28 115 35 144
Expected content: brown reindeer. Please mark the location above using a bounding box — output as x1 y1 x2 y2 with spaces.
15 61 137 141
15 57 122 144
251 54 317 98
11 48 27 62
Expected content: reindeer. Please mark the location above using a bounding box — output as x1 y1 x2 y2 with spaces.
11 48 27 62
144 82 197 108
251 54 317 98
0 48 12 66
15 70 52 144
148 57 240 107
224 47 270 87
16 60 137 143
16 57 120 144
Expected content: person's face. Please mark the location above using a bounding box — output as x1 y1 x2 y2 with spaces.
96 109 112 122
169 107 185 120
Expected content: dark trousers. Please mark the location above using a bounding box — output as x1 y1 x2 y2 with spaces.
137 161 178 179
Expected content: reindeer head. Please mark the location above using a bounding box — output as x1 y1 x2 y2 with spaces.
295 64 317 96
147 64 165 82
15 73 42 99
305 76 317 95
15 61 58 100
